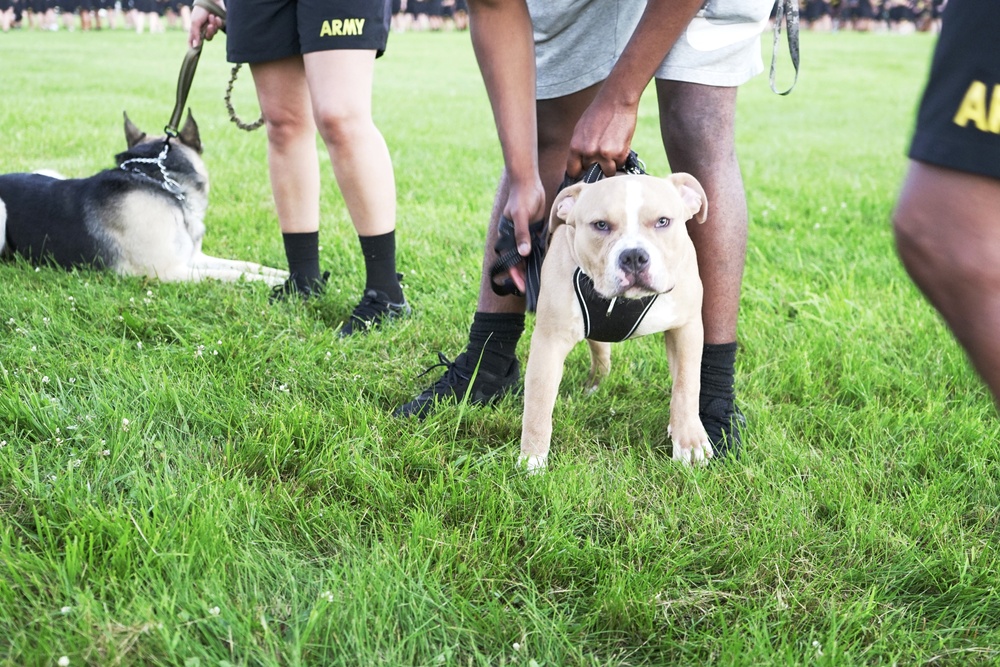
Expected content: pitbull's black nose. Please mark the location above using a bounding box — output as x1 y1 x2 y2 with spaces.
618 248 649 275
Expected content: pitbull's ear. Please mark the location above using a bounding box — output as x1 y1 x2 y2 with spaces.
123 112 146 149
549 182 585 235
667 172 709 225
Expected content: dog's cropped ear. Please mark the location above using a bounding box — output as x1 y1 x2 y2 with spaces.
547 182 586 247
178 110 203 154
667 172 709 225
123 111 147 148
548 181 586 237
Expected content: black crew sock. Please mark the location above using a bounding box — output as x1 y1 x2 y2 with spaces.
282 231 322 289
700 342 737 406
466 311 524 375
359 232 404 303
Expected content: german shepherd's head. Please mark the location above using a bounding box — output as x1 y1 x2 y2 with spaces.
118 110 209 216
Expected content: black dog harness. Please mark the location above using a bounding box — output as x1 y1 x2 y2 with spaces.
573 268 658 343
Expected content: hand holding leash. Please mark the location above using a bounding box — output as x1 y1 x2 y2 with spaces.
167 0 226 137
188 0 225 49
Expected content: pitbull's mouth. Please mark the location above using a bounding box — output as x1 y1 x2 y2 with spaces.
612 274 672 298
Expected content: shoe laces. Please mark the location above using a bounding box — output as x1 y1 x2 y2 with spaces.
348 289 396 324
418 352 474 394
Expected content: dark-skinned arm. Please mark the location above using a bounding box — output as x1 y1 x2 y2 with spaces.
566 0 705 178
468 0 546 268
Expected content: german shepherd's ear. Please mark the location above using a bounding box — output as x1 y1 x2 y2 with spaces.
177 110 202 154
123 111 147 148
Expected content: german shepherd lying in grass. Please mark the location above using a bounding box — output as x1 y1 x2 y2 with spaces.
0 111 288 286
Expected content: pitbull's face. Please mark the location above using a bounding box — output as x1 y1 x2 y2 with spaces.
550 174 708 299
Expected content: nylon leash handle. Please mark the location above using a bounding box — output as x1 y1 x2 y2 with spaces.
165 0 227 136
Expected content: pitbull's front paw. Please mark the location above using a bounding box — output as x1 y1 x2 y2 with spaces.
517 453 548 474
668 422 714 467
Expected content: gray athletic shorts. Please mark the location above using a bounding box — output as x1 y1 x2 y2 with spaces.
528 0 774 100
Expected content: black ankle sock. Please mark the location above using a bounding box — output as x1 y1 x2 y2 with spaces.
282 231 322 288
359 232 403 302
466 311 524 373
700 342 737 411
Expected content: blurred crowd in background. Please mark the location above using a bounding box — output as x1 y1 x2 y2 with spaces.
0 0 948 35
0 0 470 33
800 0 947 33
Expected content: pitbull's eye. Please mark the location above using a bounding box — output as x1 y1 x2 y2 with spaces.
592 220 611 232
655 217 671 229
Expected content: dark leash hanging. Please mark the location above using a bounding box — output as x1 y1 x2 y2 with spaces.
165 0 263 137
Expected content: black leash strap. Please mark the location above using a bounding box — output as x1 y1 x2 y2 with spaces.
165 0 227 136
769 0 800 95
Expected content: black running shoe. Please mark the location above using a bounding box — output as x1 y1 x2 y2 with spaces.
338 288 411 337
270 271 330 303
394 351 519 419
700 399 746 459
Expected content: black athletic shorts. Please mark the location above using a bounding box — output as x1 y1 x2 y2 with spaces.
226 0 391 64
908 0 1000 180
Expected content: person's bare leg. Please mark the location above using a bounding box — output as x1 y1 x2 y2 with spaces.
304 49 395 238
657 81 745 344
894 162 1000 404
250 57 322 235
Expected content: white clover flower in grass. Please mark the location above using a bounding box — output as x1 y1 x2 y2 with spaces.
209 606 221 616
103 450 111 457
58 657 69 667
60 606 72 614
121 418 130 432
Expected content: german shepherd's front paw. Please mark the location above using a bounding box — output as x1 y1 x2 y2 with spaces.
668 420 713 467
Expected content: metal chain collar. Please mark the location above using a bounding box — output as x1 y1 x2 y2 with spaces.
119 141 186 201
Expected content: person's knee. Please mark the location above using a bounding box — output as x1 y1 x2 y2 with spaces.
263 108 313 150
892 196 938 272
313 106 370 150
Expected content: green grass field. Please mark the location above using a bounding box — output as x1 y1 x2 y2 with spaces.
2 27 999 666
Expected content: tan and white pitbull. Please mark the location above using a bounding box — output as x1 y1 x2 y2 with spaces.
519 172 712 472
